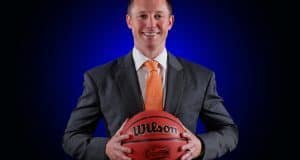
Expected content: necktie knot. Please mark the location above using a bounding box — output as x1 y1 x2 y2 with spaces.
144 60 159 72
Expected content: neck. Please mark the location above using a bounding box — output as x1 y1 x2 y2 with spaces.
135 45 165 59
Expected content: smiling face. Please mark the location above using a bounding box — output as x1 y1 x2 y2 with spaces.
126 0 174 58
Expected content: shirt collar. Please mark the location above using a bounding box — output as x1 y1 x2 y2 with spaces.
132 47 167 71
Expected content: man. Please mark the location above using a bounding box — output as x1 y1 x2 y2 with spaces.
62 0 238 159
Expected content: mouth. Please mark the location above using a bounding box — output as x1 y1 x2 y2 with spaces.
142 32 160 38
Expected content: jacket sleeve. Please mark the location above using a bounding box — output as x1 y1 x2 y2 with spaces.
197 72 239 160
62 72 109 160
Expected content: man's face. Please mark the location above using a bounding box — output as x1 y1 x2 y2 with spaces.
126 0 174 50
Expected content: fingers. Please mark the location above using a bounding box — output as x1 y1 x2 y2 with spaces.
181 139 196 160
181 150 193 160
114 134 130 142
119 146 132 154
106 136 132 160
116 118 129 135
181 131 193 141
181 143 194 151
106 118 132 160
113 134 132 153
114 151 132 160
118 153 131 160
180 131 203 160
113 144 132 154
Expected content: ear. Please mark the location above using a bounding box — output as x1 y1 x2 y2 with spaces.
126 14 132 29
168 15 175 30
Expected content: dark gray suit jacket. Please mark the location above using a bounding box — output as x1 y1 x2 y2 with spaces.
62 52 238 160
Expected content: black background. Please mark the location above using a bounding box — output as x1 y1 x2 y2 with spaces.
15 0 285 159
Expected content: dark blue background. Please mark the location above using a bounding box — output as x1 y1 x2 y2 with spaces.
17 0 283 159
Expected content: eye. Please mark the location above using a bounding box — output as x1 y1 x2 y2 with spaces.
154 14 162 20
139 14 147 19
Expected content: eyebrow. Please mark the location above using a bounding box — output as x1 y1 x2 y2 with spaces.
136 11 165 14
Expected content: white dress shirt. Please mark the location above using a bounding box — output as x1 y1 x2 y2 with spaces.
132 47 167 107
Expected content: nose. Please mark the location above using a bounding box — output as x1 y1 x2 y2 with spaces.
146 15 157 28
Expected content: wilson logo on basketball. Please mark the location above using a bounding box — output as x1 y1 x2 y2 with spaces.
132 122 177 136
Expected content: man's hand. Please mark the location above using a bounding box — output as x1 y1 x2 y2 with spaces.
180 126 203 160
105 119 132 160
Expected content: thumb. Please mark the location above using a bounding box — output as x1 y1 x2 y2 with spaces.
176 118 187 130
115 118 129 135
179 121 191 134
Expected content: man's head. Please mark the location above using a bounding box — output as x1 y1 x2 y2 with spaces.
127 0 173 15
126 0 174 58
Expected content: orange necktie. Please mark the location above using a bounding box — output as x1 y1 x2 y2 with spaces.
144 60 163 110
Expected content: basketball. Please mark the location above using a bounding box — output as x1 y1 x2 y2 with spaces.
120 110 187 160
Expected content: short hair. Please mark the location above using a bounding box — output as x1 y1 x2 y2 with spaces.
127 0 173 15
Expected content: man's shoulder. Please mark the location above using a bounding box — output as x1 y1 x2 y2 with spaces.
85 54 128 77
175 56 214 76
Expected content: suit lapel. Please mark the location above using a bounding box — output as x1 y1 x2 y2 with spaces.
164 53 185 116
114 53 144 117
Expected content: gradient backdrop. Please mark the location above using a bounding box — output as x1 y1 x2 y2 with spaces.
17 0 283 159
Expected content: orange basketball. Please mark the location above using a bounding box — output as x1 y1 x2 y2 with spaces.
121 110 187 160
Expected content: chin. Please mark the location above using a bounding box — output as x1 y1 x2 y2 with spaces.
144 43 159 49
144 39 161 46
